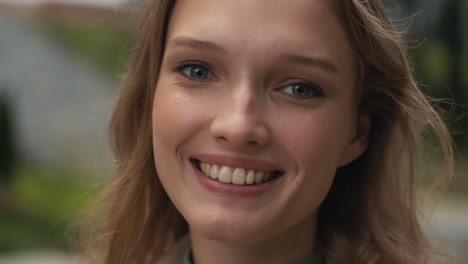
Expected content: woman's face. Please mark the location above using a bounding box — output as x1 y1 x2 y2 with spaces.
153 0 368 243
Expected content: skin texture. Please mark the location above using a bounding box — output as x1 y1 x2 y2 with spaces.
152 0 370 263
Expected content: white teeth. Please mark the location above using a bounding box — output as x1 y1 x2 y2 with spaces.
246 170 255 184
209 164 219 179
232 168 246 185
255 172 264 184
198 161 278 185
218 166 232 183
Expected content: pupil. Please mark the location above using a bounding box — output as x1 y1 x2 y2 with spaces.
294 85 307 96
192 67 206 78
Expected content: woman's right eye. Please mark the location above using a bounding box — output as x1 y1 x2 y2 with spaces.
176 63 212 80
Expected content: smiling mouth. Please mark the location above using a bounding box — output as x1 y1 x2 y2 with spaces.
191 159 283 185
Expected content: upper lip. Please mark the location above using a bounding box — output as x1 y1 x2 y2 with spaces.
192 154 283 172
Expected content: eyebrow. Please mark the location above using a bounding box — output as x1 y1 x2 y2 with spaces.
167 36 338 74
167 36 226 53
279 53 339 74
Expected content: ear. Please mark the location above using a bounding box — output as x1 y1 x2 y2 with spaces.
338 114 371 167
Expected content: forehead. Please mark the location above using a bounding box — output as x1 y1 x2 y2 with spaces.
166 0 354 75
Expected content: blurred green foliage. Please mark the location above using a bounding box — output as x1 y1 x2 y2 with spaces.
416 42 468 95
0 18 129 254
40 19 134 77
0 165 101 253
412 37 468 150
417 41 451 89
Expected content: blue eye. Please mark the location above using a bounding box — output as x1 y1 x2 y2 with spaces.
281 83 324 98
178 64 211 80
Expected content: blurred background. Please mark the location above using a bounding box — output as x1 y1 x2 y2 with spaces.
0 0 466 263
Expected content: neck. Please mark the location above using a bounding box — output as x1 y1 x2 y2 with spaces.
189 214 318 264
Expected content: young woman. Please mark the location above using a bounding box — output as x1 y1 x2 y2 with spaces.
80 0 454 263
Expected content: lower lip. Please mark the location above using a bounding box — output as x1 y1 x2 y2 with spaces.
191 162 282 197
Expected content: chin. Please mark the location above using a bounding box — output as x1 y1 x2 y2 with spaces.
189 213 269 244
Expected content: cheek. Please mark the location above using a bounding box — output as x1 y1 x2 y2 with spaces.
152 84 206 208
152 85 204 153
273 108 352 219
152 85 192 183
276 107 352 171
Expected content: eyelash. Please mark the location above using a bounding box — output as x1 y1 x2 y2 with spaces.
173 61 214 81
279 81 326 99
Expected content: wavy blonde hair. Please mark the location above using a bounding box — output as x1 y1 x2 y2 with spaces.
79 0 454 263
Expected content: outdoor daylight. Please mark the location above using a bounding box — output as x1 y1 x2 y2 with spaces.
0 0 466 263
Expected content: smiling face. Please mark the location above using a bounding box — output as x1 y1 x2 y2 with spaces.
152 0 368 244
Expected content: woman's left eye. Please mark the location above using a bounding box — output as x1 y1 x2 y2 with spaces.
177 63 212 80
281 83 324 98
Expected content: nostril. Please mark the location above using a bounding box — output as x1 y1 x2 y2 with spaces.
214 136 233 146
247 140 260 146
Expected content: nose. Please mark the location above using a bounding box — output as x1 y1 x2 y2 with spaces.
210 85 270 148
